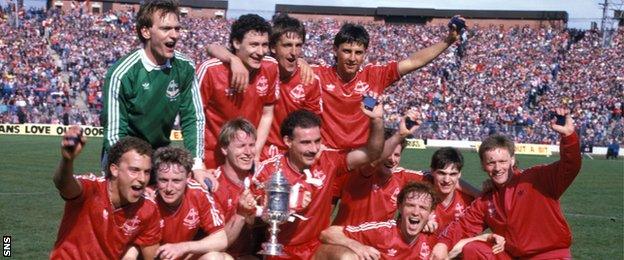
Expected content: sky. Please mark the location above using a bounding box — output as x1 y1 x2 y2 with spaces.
13 0 623 29
229 0 620 29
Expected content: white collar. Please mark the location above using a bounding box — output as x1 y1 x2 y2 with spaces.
140 49 172 72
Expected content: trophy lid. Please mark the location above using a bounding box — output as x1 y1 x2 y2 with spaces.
267 158 290 191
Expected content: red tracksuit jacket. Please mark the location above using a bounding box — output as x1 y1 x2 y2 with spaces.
438 133 581 258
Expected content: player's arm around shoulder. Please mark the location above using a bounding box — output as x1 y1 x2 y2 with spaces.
297 57 317 86
205 43 250 92
54 126 86 200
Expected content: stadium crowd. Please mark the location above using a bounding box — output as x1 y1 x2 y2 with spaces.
0 6 622 146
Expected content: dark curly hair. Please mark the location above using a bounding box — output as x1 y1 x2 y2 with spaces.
229 14 272 51
153 146 193 177
280 109 321 139
430 147 464 172
333 23 369 49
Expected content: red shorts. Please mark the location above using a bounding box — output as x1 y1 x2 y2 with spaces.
462 241 512 260
462 241 571 260
267 240 320 260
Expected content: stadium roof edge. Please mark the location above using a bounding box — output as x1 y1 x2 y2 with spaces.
276 4 567 21
97 0 228 9
275 4 376 16
378 8 568 21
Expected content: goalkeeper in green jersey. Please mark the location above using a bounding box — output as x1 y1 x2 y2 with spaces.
101 0 207 175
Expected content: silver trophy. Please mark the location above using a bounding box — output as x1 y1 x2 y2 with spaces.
258 160 291 256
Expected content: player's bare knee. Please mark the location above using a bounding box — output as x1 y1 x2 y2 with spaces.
338 249 359 260
198 251 228 260
221 252 234 260
121 246 139 260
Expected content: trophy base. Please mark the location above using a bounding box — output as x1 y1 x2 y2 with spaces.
258 242 286 256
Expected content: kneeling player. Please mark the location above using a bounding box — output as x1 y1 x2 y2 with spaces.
153 147 229 259
51 128 161 259
332 113 479 227
318 182 439 259
252 102 385 259
432 108 580 259
319 182 504 259
210 118 265 258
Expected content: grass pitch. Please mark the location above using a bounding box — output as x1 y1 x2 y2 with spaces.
0 135 622 259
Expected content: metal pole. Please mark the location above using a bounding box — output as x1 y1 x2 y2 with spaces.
14 0 19 28
599 0 613 47
600 0 608 32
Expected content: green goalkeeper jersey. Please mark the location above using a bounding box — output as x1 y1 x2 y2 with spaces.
101 49 205 160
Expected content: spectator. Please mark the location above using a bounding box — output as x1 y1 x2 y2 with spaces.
0 9 621 146
606 138 620 159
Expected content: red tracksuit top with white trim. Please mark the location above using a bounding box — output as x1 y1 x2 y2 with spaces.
438 133 581 258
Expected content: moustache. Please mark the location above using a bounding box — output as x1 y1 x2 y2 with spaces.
303 152 317 157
